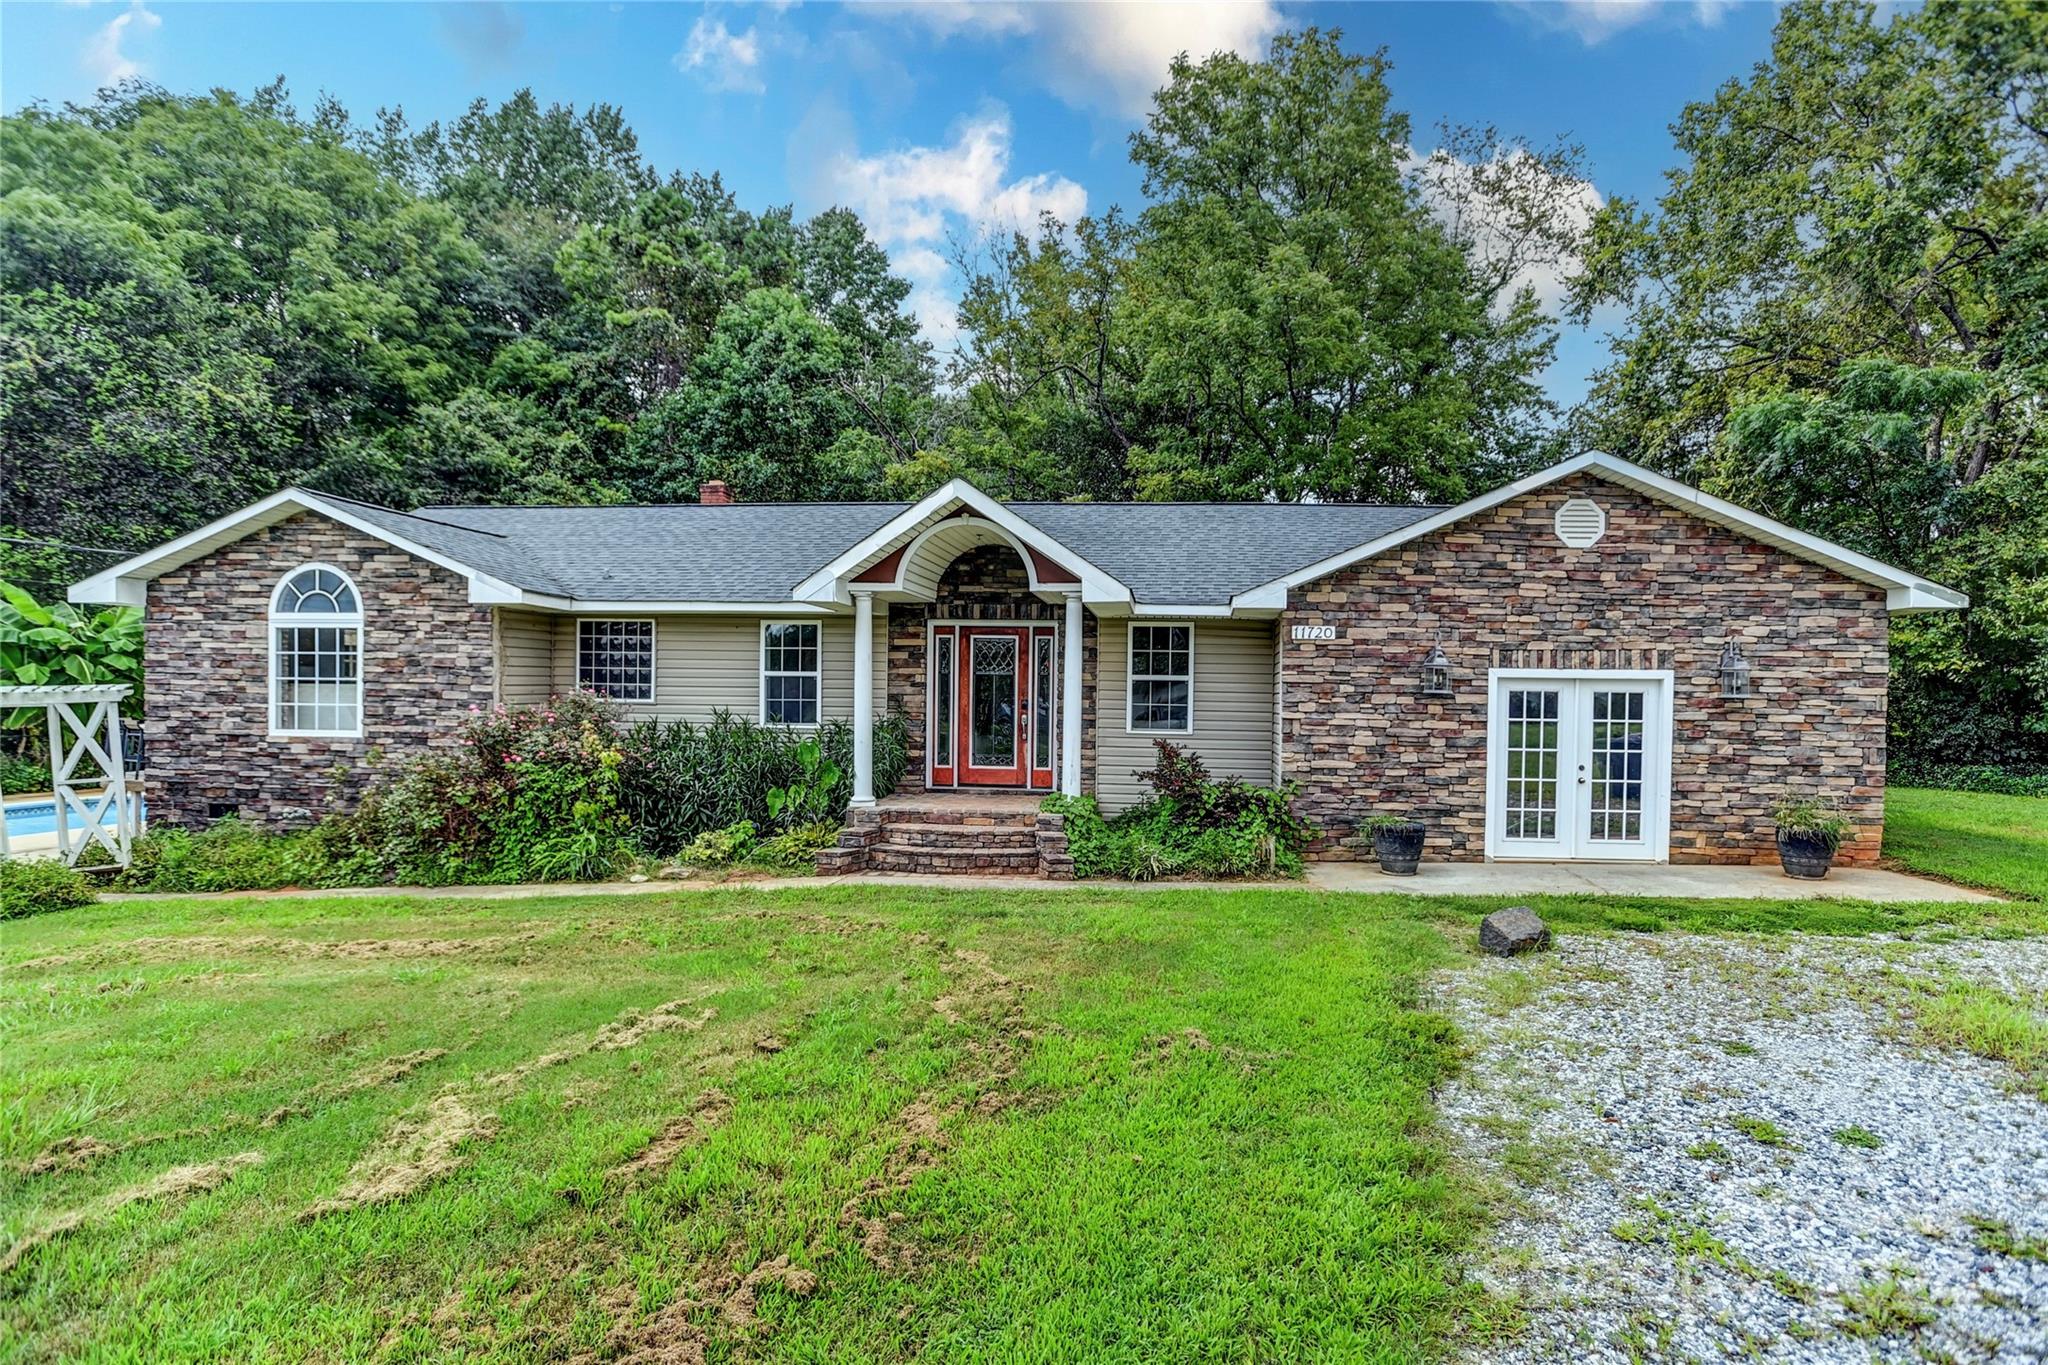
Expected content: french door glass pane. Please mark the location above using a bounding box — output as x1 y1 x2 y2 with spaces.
1588 689 1647 841
970 635 1017 766
1503 688 1561 839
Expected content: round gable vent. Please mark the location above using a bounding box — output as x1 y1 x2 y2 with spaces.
1554 497 1607 549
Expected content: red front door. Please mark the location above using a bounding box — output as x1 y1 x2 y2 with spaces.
929 624 1056 789
957 627 1030 785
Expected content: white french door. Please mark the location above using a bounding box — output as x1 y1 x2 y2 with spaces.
1486 671 1672 862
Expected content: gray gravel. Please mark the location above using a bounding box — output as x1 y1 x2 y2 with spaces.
1438 932 2048 1364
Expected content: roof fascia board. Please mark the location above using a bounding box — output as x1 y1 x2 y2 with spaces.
1229 453 1966 612
791 478 1131 607
512 597 838 616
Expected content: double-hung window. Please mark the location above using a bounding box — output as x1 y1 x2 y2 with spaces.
1127 623 1193 733
761 621 821 725
270 564 363 737
577 619 655 701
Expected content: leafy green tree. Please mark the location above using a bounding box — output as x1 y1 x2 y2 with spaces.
1569 0 2048 765
948 31 1567 505
629 287 892 502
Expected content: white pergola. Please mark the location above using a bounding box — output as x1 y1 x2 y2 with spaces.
0 684 141 867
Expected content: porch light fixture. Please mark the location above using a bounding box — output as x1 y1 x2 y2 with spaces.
1718 641 1751 699
1420 636 1453 697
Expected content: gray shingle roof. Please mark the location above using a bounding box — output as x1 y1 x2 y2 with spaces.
1009 502 1443 605
347 496 1443 606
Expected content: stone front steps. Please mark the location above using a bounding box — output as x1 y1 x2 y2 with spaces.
818 795 1073 879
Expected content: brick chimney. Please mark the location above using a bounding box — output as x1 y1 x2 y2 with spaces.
699 479 733 505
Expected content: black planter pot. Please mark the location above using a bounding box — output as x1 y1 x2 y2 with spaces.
1776 829 1838 880
1373 822 1426 876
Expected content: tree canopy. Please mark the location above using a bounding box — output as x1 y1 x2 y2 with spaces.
1567 0 2047 767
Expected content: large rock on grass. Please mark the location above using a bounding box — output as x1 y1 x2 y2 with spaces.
1479 905 1550 957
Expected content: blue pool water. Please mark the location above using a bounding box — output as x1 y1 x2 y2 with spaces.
4 796 145 838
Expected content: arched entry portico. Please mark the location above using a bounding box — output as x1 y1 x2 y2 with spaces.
791 480 1134 806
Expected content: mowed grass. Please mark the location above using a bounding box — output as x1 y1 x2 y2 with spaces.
1884 787 2048 900
1 886 2040 1363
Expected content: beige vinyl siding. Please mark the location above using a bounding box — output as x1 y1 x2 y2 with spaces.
533 613 885 725
1095 618 1277 813
496 608 556 705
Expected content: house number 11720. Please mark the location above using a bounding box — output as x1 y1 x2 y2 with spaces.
1291 624 1337 642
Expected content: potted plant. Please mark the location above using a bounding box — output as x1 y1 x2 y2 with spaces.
1772 797 1853 879
1363 812 1426 876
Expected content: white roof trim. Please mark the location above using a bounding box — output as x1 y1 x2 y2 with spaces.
790 477 1132 607
510 598 836 616
67 488 528 608
1229 452 1967 613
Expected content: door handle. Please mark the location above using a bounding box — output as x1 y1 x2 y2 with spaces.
1577 764 1588 785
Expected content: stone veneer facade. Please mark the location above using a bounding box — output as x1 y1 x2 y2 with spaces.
886 544 1098 795
1280 474 1889 865
144 512 494 827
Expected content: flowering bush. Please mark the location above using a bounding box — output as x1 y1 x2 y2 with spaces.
320 693 631 884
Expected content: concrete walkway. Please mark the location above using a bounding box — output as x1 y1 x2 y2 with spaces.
97 860 1989 905
1304 860 1994 903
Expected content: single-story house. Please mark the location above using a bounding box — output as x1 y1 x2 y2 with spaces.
70 452 1964 871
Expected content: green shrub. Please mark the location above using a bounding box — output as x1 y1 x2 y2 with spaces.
316 693 632 885
1773 796 1855 849
754 821 840 871
1 858 98 917
0 751 46 796
113 820 331 893
677 820 757 868
104 700 908 894
766 736 843 828
1043 743 1315 881
619 711 908 856
1891 761 2048 798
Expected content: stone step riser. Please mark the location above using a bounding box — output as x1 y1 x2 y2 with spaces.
880 824 1038 850
865 845 1042 875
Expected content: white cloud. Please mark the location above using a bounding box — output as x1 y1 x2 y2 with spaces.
807 104 1087 345
1033 2 1286 116
876 1 1285 117
1404 145 1603 313
676 15 765 94
81 0 160 87
1504 0 1732 45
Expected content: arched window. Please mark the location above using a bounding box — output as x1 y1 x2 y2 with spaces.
270 564 363 736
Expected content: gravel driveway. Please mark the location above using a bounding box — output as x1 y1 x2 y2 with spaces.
1439 932 2048 1364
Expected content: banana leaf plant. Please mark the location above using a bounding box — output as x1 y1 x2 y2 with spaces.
0 580 144 769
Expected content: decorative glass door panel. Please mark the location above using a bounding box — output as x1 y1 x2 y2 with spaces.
970 635 1018 767
1492 675 1664 861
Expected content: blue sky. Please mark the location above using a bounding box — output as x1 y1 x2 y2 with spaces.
1 0 1785 406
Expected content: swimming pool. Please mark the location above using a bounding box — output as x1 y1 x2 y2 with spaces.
3 794 145 839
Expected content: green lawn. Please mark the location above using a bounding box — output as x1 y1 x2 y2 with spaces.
1884 786 2048 900
1 886 2039 1362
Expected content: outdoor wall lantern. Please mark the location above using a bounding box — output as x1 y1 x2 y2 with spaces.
1719 641 1752 699
1420 637 1453 697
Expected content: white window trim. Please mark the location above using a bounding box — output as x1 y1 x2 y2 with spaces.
759 619 823 728
574 617 657 703
267 561 365 740
1482 667 1674 863
1125 620 1196 735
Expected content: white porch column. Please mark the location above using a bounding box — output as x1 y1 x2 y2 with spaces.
851 589 876 806
1061 592 1083 796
